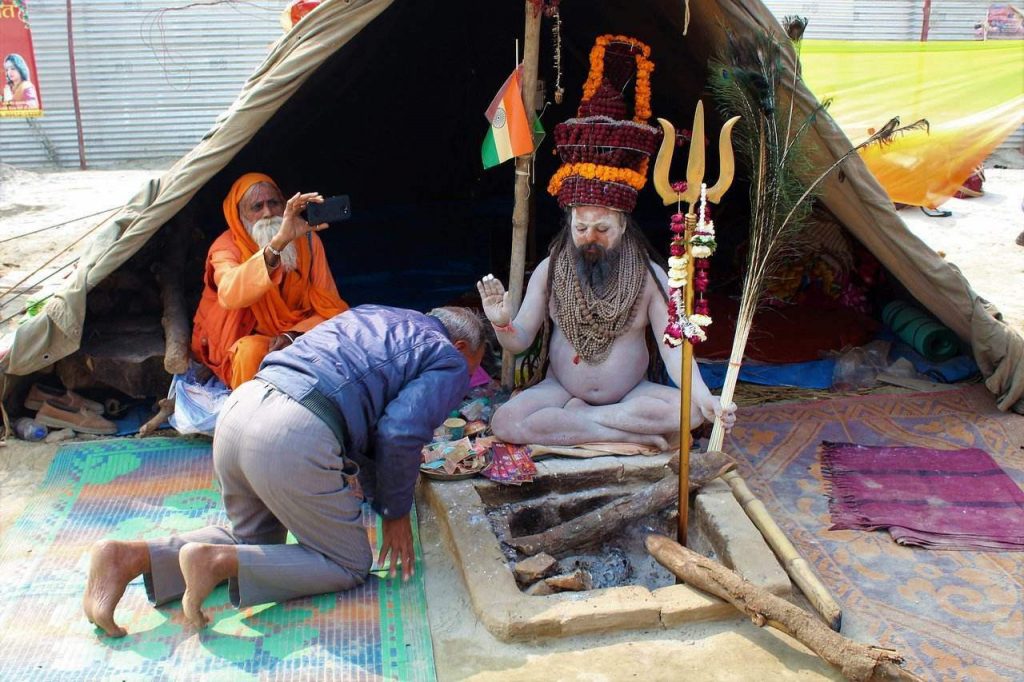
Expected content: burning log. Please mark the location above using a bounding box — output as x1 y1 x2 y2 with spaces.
646 534 923 682
509 450 735 557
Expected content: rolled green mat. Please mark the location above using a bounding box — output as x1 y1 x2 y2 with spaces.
882 300 960 362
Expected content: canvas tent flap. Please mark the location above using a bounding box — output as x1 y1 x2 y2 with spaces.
0 0 393 377
798 40 1024 209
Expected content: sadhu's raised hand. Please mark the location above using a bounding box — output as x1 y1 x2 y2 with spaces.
476 274 511 327
278 191 327 244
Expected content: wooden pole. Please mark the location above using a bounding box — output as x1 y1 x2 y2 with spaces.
706 351 842 629
920 0 932 41
501 2 542 389
646 535 923 681
66 0 88 169
721 469 843 631
678 213 696 545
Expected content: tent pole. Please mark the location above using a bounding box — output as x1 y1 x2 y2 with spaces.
501 1 542 389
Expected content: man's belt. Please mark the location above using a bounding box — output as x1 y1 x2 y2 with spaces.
296 387 349 453
259 379 349 453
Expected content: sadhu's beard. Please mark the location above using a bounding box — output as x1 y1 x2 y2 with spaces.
247 216 298 272
574 241 622 294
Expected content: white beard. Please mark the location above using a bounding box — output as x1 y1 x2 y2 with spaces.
247 216 298 272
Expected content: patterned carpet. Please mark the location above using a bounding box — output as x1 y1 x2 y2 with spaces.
726 386 1024 681
0 437 436 681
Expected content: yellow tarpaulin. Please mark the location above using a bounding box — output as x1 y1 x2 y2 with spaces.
800 39 1024 208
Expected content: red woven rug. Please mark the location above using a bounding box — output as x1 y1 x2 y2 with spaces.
725 386 1024 681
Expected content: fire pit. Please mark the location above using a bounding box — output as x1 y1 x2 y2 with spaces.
420 454 792 641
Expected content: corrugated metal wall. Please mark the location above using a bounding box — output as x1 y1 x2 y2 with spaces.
760 0 1005 40
1 1 1019 168
0 0 283 168
760 0 926 40
762 0 1022 162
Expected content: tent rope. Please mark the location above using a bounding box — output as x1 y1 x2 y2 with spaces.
0 207 118 245
0 259 79 327
0 213 106 304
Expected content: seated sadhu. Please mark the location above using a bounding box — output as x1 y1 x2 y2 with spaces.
477 35 735 451
191 173 348 388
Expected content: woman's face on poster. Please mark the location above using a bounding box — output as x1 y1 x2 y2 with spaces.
5 62 20 85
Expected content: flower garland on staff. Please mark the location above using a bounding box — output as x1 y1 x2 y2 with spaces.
664 184 716 347
582 34 654 123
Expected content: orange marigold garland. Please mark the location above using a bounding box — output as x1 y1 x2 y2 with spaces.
581 34 654 123
547 160 649 195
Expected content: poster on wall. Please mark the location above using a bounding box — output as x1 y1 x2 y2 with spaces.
0 0 42 117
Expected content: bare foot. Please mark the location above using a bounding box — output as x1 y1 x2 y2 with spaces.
179 543 239 630
82 539 150 638
564 397 589 410
648 434 670 451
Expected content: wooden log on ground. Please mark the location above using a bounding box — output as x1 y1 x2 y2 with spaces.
646 534 923 682
152 230 189 375
138 397 175 438
509 450 735 557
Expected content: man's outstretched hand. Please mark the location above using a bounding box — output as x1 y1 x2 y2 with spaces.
476 274 511 327
379 514 415 582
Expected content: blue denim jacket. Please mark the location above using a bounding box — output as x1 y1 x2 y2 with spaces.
256 305 469 519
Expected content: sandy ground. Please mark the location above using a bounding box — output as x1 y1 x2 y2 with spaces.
0 165 1021 679
899 168 1024 334
0 163 167 335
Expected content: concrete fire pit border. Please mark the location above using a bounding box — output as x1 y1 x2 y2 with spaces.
420 455 792 642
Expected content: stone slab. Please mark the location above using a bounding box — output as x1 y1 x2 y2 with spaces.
695 487 792 596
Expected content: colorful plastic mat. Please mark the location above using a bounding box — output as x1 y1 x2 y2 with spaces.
726 386 1024 680
0 437 436 681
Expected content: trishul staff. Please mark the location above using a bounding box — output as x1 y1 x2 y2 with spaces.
654 103 843 631
652 101 739 546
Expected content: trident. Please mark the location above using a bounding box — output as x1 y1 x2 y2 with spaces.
652 103 843 630
652 101 739 546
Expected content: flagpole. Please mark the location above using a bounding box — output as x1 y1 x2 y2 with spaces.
501 2 542 388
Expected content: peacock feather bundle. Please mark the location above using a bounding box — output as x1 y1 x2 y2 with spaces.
703 17 927 451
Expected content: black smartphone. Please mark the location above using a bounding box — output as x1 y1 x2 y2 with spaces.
303 195 351 225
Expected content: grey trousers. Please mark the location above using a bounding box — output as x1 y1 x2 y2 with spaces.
144 380 373 608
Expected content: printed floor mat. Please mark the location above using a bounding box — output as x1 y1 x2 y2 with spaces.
726 386 1024 681
0 437 436 681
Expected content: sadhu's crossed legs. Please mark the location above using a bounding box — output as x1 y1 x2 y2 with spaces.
491 376 697 450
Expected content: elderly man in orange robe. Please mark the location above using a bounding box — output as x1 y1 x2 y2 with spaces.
191 173 348 388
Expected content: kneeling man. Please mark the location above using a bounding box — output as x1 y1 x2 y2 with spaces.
84 305 486 637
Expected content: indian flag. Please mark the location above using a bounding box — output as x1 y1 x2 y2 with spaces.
481 66 539 169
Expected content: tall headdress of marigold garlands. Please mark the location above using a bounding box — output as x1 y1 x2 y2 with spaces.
547 35 662 213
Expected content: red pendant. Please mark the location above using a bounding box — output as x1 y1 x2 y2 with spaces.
573 354 580 365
